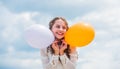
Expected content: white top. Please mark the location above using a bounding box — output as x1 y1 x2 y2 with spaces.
40 48 78 69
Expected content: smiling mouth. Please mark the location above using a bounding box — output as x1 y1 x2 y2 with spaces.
56 32 64 36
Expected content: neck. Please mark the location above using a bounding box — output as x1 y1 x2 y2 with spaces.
55 37 64 41
55 38 64 46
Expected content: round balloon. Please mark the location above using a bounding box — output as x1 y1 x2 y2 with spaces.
24 24 54 49
65 22 95 47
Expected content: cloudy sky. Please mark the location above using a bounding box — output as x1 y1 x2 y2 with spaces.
0 0 120 69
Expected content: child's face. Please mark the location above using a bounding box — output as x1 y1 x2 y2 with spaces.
51 19 67 40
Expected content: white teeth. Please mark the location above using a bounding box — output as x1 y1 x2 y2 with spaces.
58 33 62 35
57 32 63 35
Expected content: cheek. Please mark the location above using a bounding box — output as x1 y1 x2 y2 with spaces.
51 29 56 35
63 30 67 33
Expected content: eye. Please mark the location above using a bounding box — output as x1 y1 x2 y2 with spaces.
62 26 66 30
56 25 60 28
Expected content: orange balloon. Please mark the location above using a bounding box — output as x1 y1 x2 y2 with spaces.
65 22 95 47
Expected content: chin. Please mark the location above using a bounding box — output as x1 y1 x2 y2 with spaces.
56 37 64 40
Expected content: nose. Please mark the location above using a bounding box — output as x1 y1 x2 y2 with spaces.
59 27 63 31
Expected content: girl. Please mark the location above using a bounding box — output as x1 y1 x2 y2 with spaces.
40 17 78 69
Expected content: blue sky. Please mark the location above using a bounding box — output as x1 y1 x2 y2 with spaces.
0 0 120 69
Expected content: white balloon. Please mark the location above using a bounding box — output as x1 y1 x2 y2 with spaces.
24 24 54 49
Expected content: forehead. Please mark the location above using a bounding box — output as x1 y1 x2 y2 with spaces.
53 19 66 26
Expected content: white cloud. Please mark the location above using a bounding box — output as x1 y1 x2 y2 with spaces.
0 50 42 69
7 45 15 53
1 58 42 69
1 27 20 43
81 8 120 24
78 50 114 69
